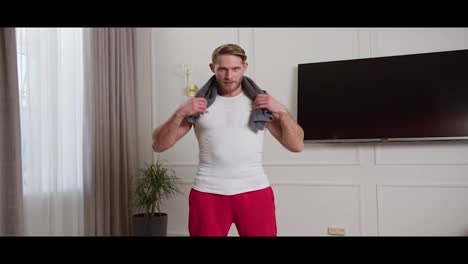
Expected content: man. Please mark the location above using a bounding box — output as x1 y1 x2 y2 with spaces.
152 44 304 236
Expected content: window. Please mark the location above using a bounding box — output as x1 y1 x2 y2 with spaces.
16 28 84 235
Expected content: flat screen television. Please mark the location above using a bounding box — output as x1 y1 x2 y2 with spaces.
297 49 468 143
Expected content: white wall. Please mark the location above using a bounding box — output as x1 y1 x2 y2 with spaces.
137 28 468 236
135 28 154 170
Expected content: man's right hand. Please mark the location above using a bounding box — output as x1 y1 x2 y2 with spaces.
177 97 209 117
153 97 205 152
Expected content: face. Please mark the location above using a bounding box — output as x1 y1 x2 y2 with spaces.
210 54 248 96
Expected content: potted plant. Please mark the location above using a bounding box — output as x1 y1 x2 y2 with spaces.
132 159 182 236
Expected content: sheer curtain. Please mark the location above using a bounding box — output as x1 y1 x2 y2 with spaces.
16 28 84 236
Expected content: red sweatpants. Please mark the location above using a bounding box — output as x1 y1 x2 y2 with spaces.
188 186 277 236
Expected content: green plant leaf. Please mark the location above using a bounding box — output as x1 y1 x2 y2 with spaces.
133 160 183 218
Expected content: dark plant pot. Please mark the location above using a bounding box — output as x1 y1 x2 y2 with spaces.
132 213 168 236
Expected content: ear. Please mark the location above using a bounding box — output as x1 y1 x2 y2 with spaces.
209 63 215 73
243 62 248 72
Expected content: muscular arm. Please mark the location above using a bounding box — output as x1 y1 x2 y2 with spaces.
252 94 304 152
152 97 208 152
152 112 192 152
266 110 304 152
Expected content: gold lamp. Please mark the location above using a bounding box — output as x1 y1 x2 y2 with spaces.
184 64 199 97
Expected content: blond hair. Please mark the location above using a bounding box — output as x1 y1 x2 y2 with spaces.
211 44 247 64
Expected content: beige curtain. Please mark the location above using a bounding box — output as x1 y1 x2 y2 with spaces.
0 28 24 236
83 28 137 236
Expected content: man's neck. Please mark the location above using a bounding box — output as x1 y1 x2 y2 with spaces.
218 86 243 97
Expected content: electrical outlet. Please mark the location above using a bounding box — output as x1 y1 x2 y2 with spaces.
327 226 346 236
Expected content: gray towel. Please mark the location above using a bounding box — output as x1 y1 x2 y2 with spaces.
186 75 273 131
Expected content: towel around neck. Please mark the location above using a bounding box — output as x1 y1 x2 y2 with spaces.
186 75 273 131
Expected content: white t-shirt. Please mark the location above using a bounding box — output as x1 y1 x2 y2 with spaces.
193 91 270 195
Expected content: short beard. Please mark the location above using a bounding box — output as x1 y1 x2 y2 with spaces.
217 79 242 94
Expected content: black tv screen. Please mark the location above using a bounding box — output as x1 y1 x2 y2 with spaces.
297 49 468 143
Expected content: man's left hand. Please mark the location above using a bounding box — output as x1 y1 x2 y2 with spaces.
252 94 287 119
